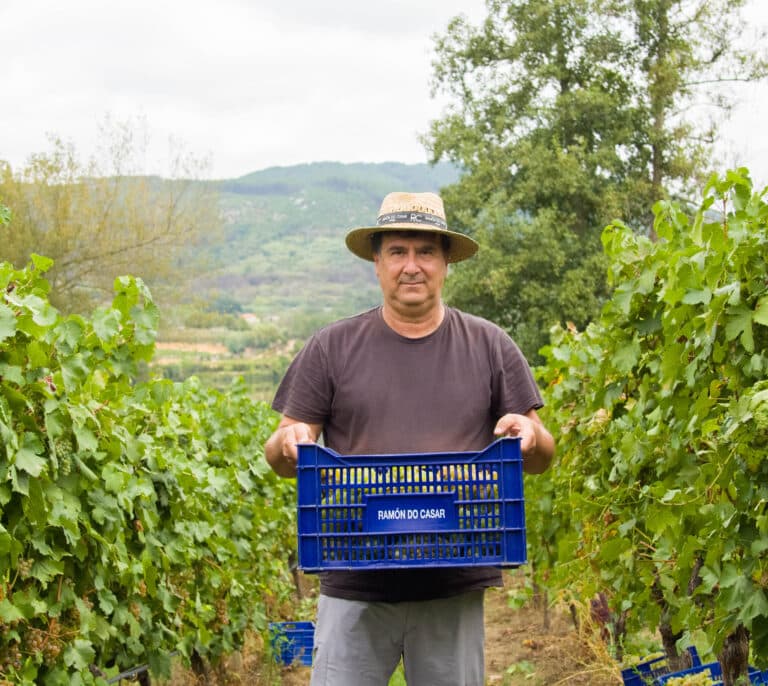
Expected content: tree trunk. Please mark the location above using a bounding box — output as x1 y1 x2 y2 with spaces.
719 625 750 686
190 650 212 684
568 602 579 631
532 581 550 630
658 620 691 673
647 0 671 242
651 573 693 673
589 591 628 657
289 551 303 599
613 609 628 663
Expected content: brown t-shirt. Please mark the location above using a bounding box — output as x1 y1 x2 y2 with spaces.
272 306 543 601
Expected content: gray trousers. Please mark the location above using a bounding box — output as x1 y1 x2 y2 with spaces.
309 590 485 686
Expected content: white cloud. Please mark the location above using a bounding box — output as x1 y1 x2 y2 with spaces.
1 0 766 185
2 0 485 177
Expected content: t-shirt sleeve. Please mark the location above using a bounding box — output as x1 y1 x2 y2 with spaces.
494 330 544 416
271 333 332 425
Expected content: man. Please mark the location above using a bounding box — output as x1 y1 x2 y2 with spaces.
264 191 555 685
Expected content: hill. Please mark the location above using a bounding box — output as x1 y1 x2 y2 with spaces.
154 161 460 395
201 161 460 329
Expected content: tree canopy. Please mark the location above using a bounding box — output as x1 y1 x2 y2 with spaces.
426 0 767 362
0 119 221 314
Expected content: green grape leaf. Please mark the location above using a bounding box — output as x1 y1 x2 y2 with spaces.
0 302 16 341
92 307 122 342
63 639 96 671
755 296 768 326
14 433 46 476
0 598 24 622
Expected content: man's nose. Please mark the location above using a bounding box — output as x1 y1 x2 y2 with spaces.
403 249 420 272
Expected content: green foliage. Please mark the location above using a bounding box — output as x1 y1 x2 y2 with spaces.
536 168 768 664
183 311 249 330
444 208 611 363
0 259 296 683
210 295 243 315
426 0 767 362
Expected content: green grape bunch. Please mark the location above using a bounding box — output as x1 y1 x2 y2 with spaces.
664 671 717 685
52 436 75 476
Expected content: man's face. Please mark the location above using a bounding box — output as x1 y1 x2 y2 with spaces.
373 232 448 315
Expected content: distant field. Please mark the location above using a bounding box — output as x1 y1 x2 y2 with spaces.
150 337 294 401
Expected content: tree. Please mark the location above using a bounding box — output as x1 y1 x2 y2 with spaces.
631 0 767 233
0 117 221 314
425 0 767 362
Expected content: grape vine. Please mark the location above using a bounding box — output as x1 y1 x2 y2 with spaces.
534 168 768 676
0 257 297 684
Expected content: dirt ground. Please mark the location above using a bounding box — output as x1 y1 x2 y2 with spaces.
166 570 624 685
481 574 621 685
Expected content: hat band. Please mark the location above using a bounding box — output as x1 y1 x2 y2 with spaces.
376 211 447 230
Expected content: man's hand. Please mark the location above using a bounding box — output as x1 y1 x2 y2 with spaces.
494 409 554 474
264 418 322 478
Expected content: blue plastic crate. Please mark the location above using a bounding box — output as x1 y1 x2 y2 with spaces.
622 646 701 685
297 437 525 571
654 660 763 685
269 621 315 666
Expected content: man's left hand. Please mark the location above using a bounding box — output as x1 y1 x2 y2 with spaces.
494 410 554 474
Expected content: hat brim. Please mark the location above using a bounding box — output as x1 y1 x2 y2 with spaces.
345 225 479 263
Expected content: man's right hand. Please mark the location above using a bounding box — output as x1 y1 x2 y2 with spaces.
264 418 322 478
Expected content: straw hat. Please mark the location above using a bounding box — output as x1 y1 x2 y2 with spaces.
345 191 479 263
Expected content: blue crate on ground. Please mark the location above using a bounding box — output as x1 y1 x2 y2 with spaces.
297 437 525 572
654 660 763 685
269 621 314 666
622 647 701 685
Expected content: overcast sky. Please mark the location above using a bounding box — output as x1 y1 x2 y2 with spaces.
2 0 767 185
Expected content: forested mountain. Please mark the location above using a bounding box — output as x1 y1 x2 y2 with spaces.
198 161 460 332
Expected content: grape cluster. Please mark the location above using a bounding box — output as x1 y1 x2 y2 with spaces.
53 436 74 476
63 605 81 628
16 558 33 579
23 622 63 667
0 643 22 673
215 598 230 626
24 627 46 654
59 455 72 477
42 641 61 666
129 602 142 620
664 672 717 685
174 587 190 617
